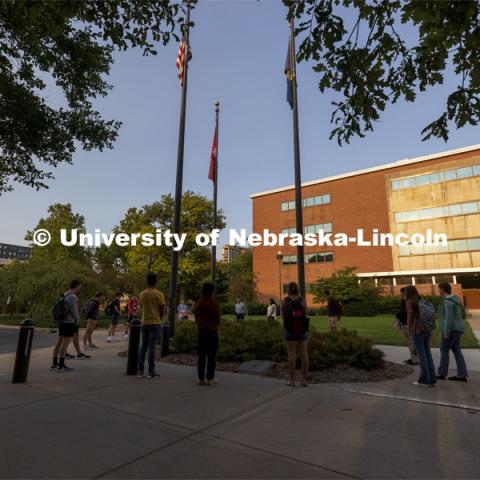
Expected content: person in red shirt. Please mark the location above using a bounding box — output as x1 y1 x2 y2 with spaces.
124 294 139 339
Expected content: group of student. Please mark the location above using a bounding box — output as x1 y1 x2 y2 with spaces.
49 275 469 387
395 282 469 386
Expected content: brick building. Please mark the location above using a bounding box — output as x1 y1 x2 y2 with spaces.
0 243 31 267
250 145 480 312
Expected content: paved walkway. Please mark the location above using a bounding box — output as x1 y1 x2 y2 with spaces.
1 332 480 479
468 315 480 343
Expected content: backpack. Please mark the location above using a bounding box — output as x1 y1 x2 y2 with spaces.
284 297 309 335
105 302 113 316
417 299 436 332
82 299 96 319
52 295 68 325
337 301 344 316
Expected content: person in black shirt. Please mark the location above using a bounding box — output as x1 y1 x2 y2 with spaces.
325 289 342 331
83 292 103 349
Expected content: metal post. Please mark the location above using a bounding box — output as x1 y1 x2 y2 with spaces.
168 2 191 338
126 319 141 375
289 16 306 300
276 251 283 301
211 101 220 290
12 319 35 383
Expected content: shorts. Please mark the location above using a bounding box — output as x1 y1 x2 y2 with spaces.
236 314 245 320
111 315 120 325
86 319 97 330
329 316 338 329
58 323 76 338
284 330 308 342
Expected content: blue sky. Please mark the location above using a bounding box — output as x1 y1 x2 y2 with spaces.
1 0 478 247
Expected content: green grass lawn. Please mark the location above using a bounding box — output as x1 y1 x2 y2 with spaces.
1 313 478 348
223 314 479 349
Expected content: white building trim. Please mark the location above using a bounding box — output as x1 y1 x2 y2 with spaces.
357 267 480 278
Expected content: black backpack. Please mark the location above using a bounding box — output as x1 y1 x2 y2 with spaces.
52 295 68 325
105 301 113 316
284 297 309 335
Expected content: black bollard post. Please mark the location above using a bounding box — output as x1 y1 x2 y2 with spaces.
126 319 141 376
160 324 170 357
12 319 35 384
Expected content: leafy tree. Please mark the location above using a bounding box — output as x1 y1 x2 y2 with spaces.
228 249 257 302
25 203 92 264
0 0 191 193
286 0 480 144
102 191 226 297
311 266 380 304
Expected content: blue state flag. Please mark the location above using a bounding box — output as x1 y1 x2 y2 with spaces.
285 37 294 109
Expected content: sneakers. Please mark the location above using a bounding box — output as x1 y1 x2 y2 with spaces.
50 363 58 370
197 379 205 386
412 381 430 387
76 353 91 359
147 372 160 379
124 334 129 339
136 371 144 379
84 344 98 350
448 376 468 382
404 359 419 365
107 336 115 343
436 375 447 380
65 353 75 360
56 365 74 372
207 378 218 386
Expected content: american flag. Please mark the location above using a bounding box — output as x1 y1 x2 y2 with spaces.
176 38 192 85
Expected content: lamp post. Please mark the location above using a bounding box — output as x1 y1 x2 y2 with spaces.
276 251 283 302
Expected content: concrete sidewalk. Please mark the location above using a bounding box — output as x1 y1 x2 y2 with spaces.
1 337 479 479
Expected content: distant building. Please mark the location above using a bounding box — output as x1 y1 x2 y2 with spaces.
221 244 246 263
0 243 31 266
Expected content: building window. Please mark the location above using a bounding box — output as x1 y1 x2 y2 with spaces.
282 255 297 265
281 193 331 211
395 200 480 223
391 163 480 191
398 236 480 256
305 252 334 263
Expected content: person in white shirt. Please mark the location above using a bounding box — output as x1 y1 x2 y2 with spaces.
267 298 277 320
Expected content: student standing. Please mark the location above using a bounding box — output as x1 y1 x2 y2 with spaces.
405 285 437 387
83 292 103 349
266 298 277 321
137 273 165 378
235 298 247 320
51 280 81 372
395 287 418 365
107 292 122 343
437 282 468 382
194 283 221 385
282 282 309 387
325 289 342 331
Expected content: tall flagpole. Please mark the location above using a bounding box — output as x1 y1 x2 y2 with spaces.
168 2 191 337
289 16 306 299
211 101 220 290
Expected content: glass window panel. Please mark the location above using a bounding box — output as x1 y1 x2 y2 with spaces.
395 212 404 223
432 206 445 217
416 174 430 186
452 240 467 252
467 238 480 251
305 197 314 207
289 201 295 210
410 244 424 255
473 165 480 176
448 204 462 216
323 223 333 233
405 211 419 222
324 252 334 262
429 172 441 184
462 202 478 214
323 194 331 204
420 208 434 220
444 169 457 181
392 180 401 191
312 196 321 205
402 178 416 188
457 167 473 179
281 202 289 212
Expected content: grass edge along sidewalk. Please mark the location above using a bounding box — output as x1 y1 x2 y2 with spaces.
1 313 478 348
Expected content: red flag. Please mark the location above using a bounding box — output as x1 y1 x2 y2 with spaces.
209 127 217 183
176 38 192 86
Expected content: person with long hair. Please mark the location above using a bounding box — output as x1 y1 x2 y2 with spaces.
281 282 309 387
405 285 437 387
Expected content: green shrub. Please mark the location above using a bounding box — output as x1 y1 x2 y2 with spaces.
171 319 384 370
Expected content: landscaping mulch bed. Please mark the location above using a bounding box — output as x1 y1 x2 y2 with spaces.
154 352 413 384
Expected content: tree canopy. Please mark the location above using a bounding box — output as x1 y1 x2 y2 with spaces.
286 0 480 144
0 0 190 193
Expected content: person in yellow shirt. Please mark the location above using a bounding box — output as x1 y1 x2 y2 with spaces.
137 273 165 378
